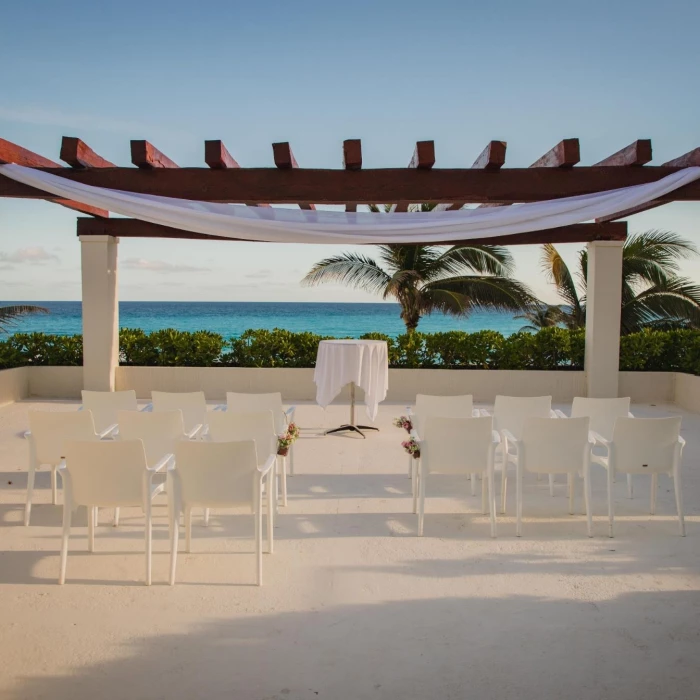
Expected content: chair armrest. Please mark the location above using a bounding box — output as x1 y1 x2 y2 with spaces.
141 403 153 412
678 436 686 447
590 431 611 447
479 408 492 417
213 404 226 412
552 409 567 419
56 458 67 470
150 453 175 473
491 430 501 445
259 454 276 477
98 423 119 439
185 424 204 440
502 429 519 446
284 406 296 423
24 430 32 439
409 428 421 441
628 411 635 418
406 406 414 416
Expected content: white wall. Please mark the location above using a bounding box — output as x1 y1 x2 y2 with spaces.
0 367 28 406
27 367 84 399
674 373 700 413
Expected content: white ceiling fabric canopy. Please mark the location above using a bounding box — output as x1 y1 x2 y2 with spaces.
2 163 699 244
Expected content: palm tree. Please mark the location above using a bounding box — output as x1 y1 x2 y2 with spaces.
302 215 537 332
515 304 564 332
0 305 49 333
541 230 700 334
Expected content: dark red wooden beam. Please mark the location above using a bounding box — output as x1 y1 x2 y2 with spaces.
60 137 115 169
131 140 178 169
530 138 580 168
204 140 239 169
272 142 315 210
391 141 435 213
593 139 652 167
343 139 362 212
596 146 700 222
0 137 108 217
77 217 627 246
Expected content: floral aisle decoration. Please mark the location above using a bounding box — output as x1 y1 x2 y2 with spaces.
402 437 421 459
393 415 413 433
277 422 300 456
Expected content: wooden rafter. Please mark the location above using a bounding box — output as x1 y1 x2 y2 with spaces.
596 146 700 222
592 139 652 167
343 139 362 212
60 137 116 169
131 140 178 169
390 141 435 213
0 137 108 217
434 140 507 212
531 138 580 168
77 217 627 246
204 140 270 207
272 142 315 211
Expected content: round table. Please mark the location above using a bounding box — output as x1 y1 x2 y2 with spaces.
313 339 389 437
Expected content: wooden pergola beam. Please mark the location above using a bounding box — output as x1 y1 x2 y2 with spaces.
343 139 362 212
530 138 580 168
204 140 239 169
60 137 116 169
596 146 700 222
0 137 108 217
272 142 315 211
391 140 435 213
77 217 627 246
131 140 179 169
593 139 652 167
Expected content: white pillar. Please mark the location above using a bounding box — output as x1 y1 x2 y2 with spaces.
80 235 119 391
585 240 624 398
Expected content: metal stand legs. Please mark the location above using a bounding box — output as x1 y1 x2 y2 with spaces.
325 382 379 439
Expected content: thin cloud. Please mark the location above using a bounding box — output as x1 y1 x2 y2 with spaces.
121 257 210 274
0 247 59 264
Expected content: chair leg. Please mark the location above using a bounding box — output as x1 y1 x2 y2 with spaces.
51 467 58 505
88 505 95 553
408 454 412 478
470 472 476 497
289 441 295 476
488 468 496 539
204 508 210 527
500 466 507 515
279 456 288 507
673 467 685 537
568 474 575 516
549 474 555 497
607 468 615 538
650 473 658 515
418 469 426 536
516 462 523 537
584 468 593 537
145 498 152 586
627 474 633 499
256 484 263 586
113 507 120 527
168 477 179 586
185 506 193 553
412 458 419 515
59 498 72 584
481 473 488 515
25 461 37 526
267 470 274 554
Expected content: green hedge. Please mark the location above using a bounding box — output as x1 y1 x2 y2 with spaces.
1 327 699 374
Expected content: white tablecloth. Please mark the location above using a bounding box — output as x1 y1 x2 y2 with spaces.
313 340 389 421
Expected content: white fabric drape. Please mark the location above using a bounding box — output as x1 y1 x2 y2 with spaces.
2 163 699 244
314 340 389 421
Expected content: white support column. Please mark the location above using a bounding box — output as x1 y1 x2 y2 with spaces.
80 235 119 391
585 240 624 398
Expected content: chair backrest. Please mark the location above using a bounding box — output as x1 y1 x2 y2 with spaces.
151 391 207 433
207 411 277 462
611 416 682 474
226 392 285 433
422 416 494 474
413 394 474 438
492 395 552 438
571 397 631 440
81 390 138 433
117 410 185 466
63 440 149 507
520 417 590 473
175 440 258 508
28 410 98 465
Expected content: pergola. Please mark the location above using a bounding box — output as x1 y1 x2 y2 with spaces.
2 135 700 396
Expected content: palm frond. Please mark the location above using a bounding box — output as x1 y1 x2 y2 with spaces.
432 244 514 277
423 276 537 313
301 254 391 296
542 244 584 321
0 305 49 332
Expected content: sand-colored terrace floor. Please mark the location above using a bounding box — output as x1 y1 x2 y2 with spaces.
0 399 699 700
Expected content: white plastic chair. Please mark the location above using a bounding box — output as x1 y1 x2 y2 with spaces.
488 395 554 513
25 410 109 526
80 390 139 437
409 394 481 495
207 410 283 507
223 392 297 475
150 391 207 437
59 439 171 585
415 416 499 538
507 416 593 538
592 416 685 537
570 396 635 497
168 440 275 586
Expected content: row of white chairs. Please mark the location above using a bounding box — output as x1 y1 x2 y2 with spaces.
408 395 686 538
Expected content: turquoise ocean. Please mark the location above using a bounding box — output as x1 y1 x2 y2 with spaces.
1 301 525 338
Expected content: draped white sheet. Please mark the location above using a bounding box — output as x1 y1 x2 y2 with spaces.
2 163 699 244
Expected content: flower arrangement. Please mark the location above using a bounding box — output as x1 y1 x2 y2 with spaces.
402 437 420 459
277 422 300 456
393 415 413 433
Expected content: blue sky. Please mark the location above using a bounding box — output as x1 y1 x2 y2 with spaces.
1 0 699 303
